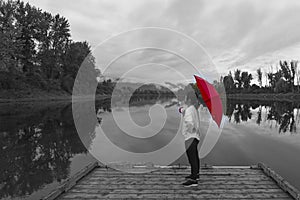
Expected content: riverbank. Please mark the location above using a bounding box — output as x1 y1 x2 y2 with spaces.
2 90 300 104
226 93 300 101
0 89 109 104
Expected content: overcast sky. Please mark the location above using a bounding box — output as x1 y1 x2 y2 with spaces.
27 0 300 84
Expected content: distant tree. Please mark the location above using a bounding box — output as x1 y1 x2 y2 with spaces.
274 78 288 93
234 69 242 89
250 84 260 93
267 70 282 92
241 71 253 89
279 61 294 92
257 68 262 87
264 71 269 87
295 61 300 92
223 71 234 93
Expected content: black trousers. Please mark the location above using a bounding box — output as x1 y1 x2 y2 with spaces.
185 138 200 179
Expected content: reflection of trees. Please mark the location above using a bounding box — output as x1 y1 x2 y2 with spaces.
231 103 252 124
95 98 112 112
95 98 112 124
0 103 89 199
110 85 176 108
256 106 262 125
225 100 235 122
225 100 299 134
267 102 296 133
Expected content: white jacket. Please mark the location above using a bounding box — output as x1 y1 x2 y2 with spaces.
181 105 201 141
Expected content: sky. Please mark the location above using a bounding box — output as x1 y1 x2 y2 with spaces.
26 0 300 84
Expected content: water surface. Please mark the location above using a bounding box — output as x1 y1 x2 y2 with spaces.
0 98 300 199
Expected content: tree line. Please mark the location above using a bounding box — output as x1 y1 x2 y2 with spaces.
0 0 97 94
221 60 300 94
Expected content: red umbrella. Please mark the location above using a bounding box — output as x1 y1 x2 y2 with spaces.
194 75 223 127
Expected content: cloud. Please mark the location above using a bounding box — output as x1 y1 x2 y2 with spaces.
26 0 300 81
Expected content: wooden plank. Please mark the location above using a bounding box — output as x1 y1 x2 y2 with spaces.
60 192 291 199
82 171 273 182
93 169 263 175
43 161 99 200
93 170 264 175
52 164 297 200
85 177 272 182
88 172 268 178
88 176 270 181
92 173 265 178
212 166 252 169
94 167 261 171
67 188 285 194
78 180 278 186
73 184 281 190
60 197 292 200
258 162 300 200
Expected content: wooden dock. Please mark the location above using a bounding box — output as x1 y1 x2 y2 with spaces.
44 162 300 199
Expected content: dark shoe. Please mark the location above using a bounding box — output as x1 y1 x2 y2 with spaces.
182 179 198 187
185 174 199 180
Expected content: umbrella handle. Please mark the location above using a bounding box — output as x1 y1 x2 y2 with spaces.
179 107 183 113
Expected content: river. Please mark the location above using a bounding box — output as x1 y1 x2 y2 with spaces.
0 97 300 199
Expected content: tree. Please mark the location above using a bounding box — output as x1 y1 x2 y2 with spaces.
35 11 53 76
274 78 288 93
279 60 296 92
14 1 40 73
72 53 97 95
241 71 253 89
234 69 242 89
0 0 99 94
0 0 22 73
61 41 93 93
63 41 91 78
48 14 71 79
267 69 282 92
257 68 262 87
295 61 300 92
223 71 234 93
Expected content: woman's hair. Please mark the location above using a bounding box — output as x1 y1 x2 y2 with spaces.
186 91 199 107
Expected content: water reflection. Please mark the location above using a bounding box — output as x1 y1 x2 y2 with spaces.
0 103 86 199
95 94 180 154
225 99 300 134
1 97 300 199
0 95 175 199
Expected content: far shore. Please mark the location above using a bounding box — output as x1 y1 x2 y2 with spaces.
2 92 300 104
226 93 300 101
0 94 110 104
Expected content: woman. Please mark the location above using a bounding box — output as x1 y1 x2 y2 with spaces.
180 91 201 187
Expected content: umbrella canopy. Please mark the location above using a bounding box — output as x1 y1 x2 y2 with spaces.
194 75 223 127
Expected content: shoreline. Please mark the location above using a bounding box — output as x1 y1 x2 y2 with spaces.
226 93 300 101
2 93 300 104
0 94 110 104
